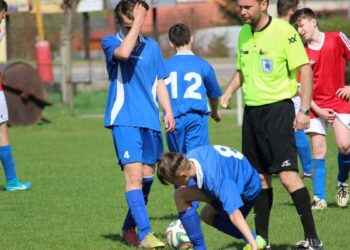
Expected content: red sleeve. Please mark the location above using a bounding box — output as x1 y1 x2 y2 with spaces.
339 32 350 60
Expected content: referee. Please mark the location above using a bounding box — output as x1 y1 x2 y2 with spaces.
220 0 323 249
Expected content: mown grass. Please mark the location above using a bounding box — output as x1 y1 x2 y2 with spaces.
0 91 348 250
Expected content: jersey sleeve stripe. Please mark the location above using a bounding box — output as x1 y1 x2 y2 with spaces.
339 32 350 51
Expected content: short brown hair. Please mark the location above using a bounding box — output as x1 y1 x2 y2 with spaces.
277 0 299 17
168 23 191 48
290 7 316 26
156 152 189 185
114 0 149 25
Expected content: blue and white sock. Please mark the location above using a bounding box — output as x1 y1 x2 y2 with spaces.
122 177 153 231
295 131 312 175
337 153 350 184
125 189 151 241
179 206 206 250
312 159 326 200
0 145 18 182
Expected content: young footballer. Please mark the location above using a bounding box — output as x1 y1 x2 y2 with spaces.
291 8 350 209
277 0 313 178
165 23 222 153
0 0 31 192
157 145 266 250
101 0 175 248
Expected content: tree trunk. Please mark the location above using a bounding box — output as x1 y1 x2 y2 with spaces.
60 3 75 109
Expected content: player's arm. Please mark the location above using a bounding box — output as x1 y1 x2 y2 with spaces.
295 63 312 129
204 65 223 122
217 181 258 249
310 100 336 123
157 79 175 132
209 98 221 122
337 86 350 101
114 3 147 60
220 71 242 109
229 209 258 250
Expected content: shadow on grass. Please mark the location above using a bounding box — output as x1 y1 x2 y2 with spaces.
102 232 166 245
102 233 129 246
149 214 177 221
219 242 293 250
281 201 342 209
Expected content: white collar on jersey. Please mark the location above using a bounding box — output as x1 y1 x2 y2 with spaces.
308 32 325 51
116 31 145 43
176 50 194 56
189 158 203 189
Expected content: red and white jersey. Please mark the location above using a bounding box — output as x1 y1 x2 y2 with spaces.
306 32 350 116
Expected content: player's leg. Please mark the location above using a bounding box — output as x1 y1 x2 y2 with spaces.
306 118 328 209
242 106 273 246
185 113 210 153
292 96 312 177
310 134 327 208
0 91 31 191
112 127 154 246
175 187 209 250
268 100 322 248
295 130 313 177
242 107 273 246
333 115 350 207
167 115 186 153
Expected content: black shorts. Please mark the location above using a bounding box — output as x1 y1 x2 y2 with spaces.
242 99 298 174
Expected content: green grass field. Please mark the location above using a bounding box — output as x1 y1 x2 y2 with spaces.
0 91 348 250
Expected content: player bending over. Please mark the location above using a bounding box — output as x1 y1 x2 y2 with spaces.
157 145 266 250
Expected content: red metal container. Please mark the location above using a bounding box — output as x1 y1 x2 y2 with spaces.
35 40 54 84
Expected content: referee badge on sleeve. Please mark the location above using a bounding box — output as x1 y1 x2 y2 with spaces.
261 58 273 73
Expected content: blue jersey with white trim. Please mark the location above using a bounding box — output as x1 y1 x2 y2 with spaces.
101 33 168 131
186 145 261 214
165 52 222 118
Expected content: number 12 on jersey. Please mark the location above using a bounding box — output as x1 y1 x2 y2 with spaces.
165 71 203 100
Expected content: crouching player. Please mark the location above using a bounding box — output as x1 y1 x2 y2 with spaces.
157 145 266 250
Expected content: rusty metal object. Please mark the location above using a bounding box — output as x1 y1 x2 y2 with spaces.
0 61 51 126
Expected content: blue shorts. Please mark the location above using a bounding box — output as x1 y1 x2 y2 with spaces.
166 113 209 153
111 126 163 167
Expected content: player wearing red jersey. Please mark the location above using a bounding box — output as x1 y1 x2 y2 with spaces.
291 8 350 209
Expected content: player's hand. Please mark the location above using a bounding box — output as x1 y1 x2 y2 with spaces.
220 93 232 109
164 112 175 132
336 86 350 101
133 3 148 27
294 112 310 130
211 111 221 122
317 108 336 124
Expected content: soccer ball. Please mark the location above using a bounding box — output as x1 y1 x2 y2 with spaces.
165 219 192 249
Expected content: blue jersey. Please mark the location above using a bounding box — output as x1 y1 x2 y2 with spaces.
101 33 168 131
186 145 261 214
165 52 222 118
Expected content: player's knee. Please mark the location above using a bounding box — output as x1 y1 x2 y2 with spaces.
338 144 350 155
259 174 271 188
279 171 303 192
200 205 216 226
125 172 143 189
312 141 327 158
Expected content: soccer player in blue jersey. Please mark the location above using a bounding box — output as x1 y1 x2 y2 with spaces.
157 145 266 250
165 23 222 153
101 0 175 248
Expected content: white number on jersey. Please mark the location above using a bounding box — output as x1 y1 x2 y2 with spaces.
213 145 244 160
165 71 202 100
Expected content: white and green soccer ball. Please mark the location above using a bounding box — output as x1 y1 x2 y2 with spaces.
165 219 192 249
